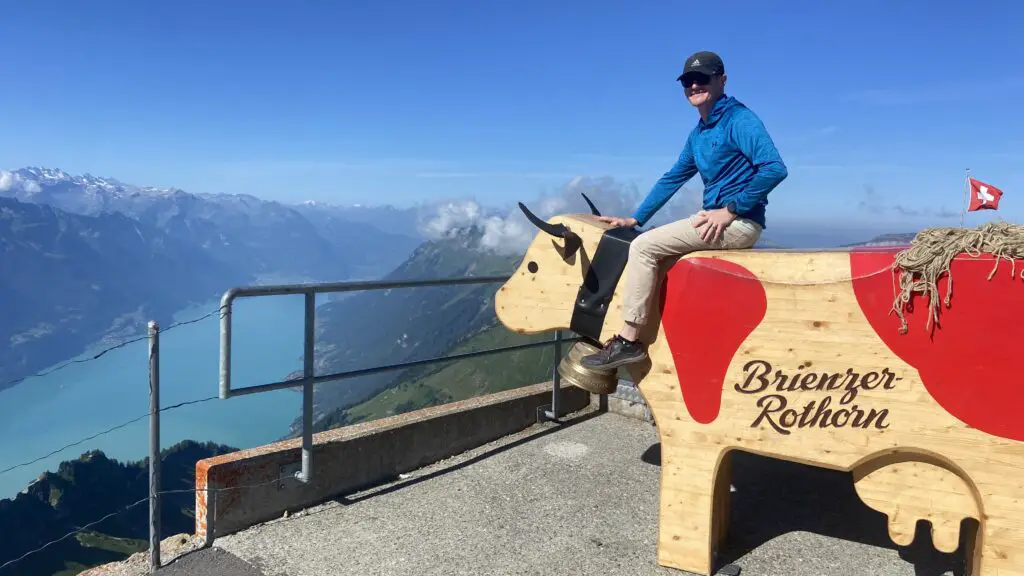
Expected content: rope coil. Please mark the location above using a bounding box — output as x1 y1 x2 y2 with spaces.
890 221 1024 334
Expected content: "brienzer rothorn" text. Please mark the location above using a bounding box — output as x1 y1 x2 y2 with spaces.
734 359 902 435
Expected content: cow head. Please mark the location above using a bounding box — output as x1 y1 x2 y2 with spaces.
495 194 613 335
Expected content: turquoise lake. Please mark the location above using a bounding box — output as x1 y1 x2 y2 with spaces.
0 293 317 499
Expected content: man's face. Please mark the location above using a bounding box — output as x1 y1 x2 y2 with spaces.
681 72 726 107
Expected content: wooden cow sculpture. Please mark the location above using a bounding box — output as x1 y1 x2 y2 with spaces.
494 200 1024 576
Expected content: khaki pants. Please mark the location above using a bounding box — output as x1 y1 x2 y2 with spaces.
621 213 762 325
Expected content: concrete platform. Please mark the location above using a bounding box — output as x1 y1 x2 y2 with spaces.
164 410 969 576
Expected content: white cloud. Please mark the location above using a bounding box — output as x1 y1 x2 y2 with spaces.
478 214 532 252
419 200 483 238
416 175 702 255
0 171 41 194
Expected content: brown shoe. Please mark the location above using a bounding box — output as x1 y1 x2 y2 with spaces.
580 335 647 370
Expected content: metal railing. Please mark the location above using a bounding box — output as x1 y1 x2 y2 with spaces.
3 276 584 575
217 274 581 487
120 275 589 572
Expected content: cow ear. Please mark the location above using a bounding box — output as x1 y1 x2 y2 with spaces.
558 230 582 260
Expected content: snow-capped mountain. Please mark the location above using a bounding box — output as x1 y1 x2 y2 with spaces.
0 167 183 215
0 166 423 281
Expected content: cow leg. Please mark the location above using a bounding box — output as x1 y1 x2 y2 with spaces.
656 441 732 575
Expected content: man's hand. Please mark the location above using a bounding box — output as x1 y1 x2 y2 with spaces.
691 208 736 243
596 216 638 228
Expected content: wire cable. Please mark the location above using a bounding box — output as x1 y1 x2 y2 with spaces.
0 304 226 390
0 305 228 476
0 396 218 477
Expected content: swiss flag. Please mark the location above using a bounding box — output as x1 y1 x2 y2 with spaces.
968 177 1003 211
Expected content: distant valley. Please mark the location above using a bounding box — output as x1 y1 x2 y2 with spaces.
0 196 247 390
0 167 422 391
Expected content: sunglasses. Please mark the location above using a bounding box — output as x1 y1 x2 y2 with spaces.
680 72 716 87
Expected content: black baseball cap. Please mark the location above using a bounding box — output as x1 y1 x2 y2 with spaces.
677 51 725 81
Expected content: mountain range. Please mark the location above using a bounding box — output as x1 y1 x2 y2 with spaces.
1 167 425 280
0 195 246 390
0 167 423 390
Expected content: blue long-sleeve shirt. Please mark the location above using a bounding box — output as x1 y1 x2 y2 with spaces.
632 95 788 229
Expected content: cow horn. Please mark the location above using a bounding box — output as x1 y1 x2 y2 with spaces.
518 202 569 238
580 193 601 216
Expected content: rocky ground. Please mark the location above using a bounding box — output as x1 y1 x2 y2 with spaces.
79 534 202 576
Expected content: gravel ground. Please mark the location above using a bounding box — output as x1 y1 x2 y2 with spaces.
166 409 970 576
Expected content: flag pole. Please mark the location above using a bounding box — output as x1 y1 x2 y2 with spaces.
960 168 971 228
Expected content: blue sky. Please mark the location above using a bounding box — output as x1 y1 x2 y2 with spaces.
2 0 1021 230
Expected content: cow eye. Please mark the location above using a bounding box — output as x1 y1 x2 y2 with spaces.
527 261 539 273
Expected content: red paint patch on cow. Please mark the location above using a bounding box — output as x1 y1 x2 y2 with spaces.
661 257 767 424
850 247 1024 441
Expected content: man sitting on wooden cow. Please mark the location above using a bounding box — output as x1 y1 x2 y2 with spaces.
582 50 790 370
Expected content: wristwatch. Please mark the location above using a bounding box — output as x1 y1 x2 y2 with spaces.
726 201 737 214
